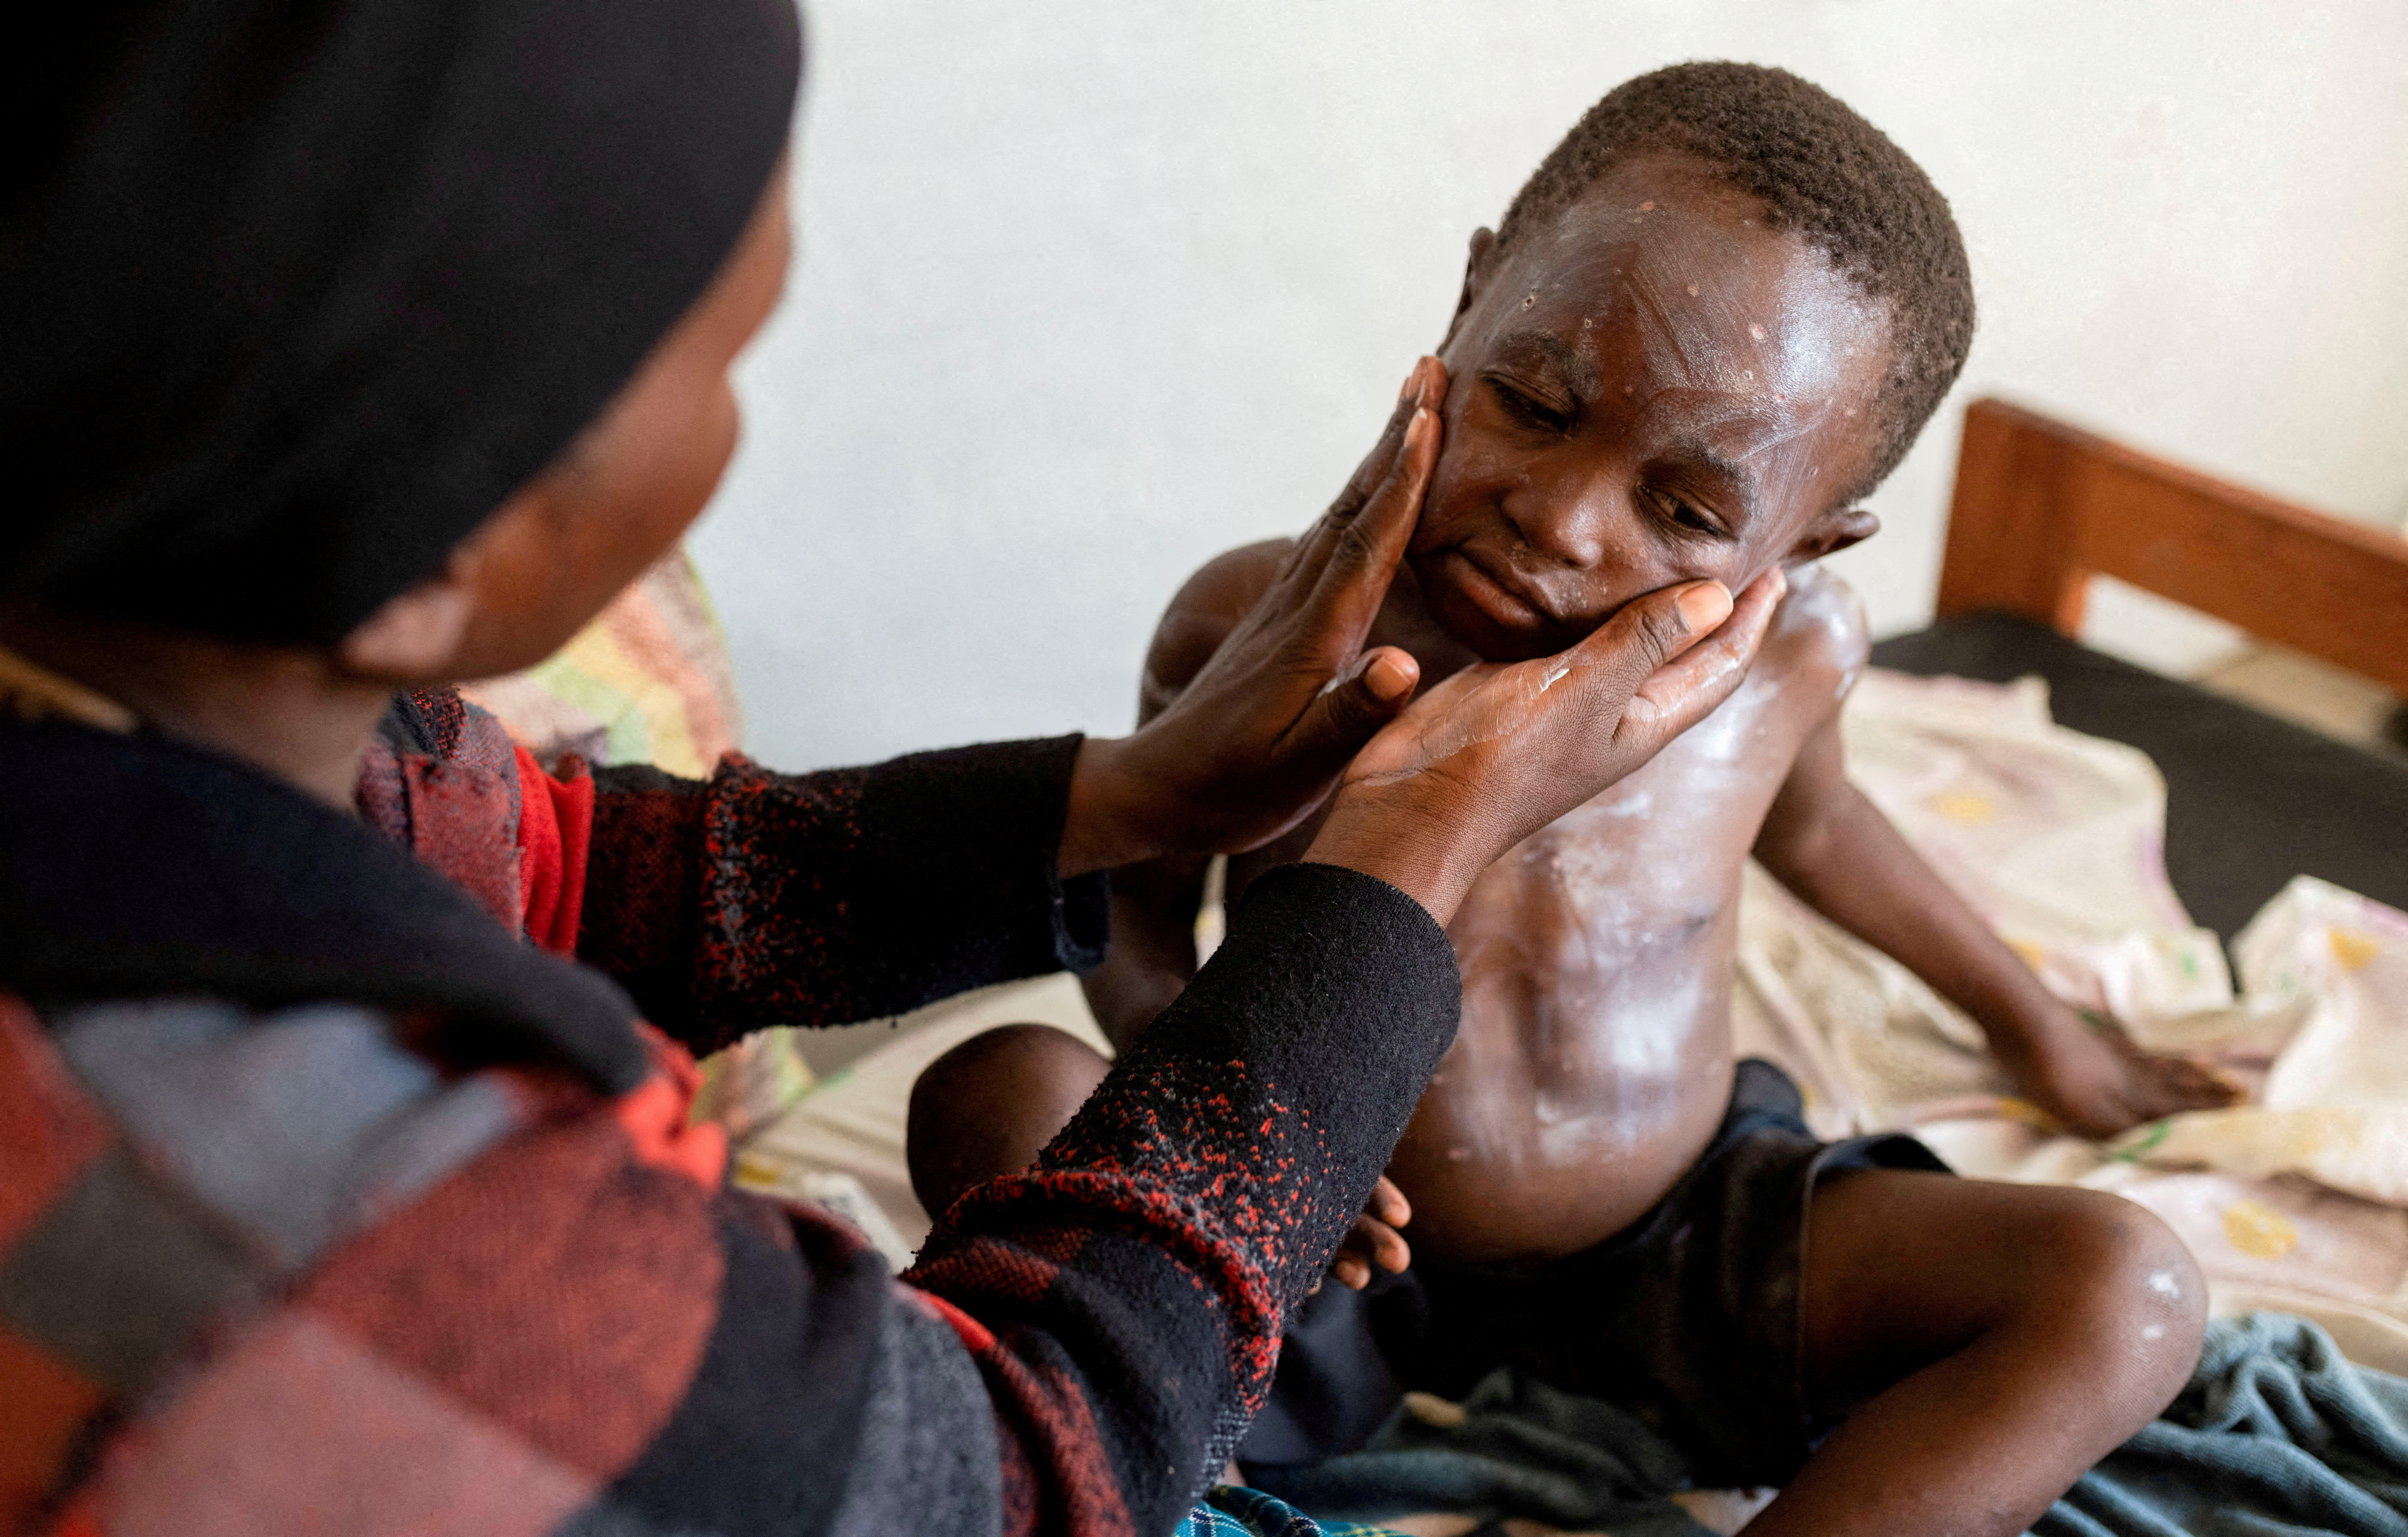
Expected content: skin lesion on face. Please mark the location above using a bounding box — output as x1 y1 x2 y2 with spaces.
1406 153 1892 666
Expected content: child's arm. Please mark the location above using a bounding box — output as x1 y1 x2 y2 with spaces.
1079 540 1293 1049
1754 712 2234 1138
1081 853 1211 1048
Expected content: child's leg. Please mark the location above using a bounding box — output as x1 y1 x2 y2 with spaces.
1748 1171 2204 1537
906 1023 1110 1222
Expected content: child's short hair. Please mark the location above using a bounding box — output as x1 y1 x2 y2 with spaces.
1498 62 1974 503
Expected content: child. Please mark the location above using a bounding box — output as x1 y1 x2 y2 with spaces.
912 63 2233 1535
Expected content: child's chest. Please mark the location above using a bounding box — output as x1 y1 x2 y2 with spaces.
1390 673 1830 1260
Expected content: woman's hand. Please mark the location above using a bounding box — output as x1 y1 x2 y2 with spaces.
1060 359 1450 876
1307 567 1788 925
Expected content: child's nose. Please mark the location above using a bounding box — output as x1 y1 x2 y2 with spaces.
1500 476 1628 574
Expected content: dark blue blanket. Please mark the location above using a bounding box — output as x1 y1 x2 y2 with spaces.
1248 1314 2408 1537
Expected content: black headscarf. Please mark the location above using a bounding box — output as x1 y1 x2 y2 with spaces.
1 0 800 644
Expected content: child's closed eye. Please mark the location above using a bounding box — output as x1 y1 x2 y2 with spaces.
1485 375 1576 435
1642 484 1730 539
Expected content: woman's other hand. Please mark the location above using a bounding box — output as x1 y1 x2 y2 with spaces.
1307 567 1787 925
1060 359 1449 876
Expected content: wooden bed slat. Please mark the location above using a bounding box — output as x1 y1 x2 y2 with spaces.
1937 398 2408 699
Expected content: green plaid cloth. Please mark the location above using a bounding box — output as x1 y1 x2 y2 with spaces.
1176 1485 1405 1537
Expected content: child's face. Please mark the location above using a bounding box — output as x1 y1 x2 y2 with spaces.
1412 154 1891 663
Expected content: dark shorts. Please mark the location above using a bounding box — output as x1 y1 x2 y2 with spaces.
1239 1059 1948 1488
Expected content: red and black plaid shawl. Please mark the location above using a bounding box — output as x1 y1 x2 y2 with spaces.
0 700 1459 1536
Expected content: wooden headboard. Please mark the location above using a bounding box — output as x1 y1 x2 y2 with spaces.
1937 397 2408 699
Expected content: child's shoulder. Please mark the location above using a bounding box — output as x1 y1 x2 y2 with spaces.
1138 539 1293 717
1171 538 1293 621
1758 562 1872 689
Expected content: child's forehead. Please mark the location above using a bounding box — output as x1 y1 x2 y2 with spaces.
1481 161 1889 434
1505 159 1880 346
1455 156 1893 531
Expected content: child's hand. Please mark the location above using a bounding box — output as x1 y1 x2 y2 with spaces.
1060 359 1449 876
1999 1007 2239 1140
1329 1176 1412 1291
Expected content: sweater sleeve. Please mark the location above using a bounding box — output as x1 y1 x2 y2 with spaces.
575 735 1109 1054
574 862 1460 1537
902 861 1463 1532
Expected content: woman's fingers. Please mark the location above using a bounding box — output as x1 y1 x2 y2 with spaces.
1266 645 1423 801
1277 357 1445 623
1333 364 1431 522
1615 568 1784 743
1294 398 1440 655
1267 393 1410 602
1306 564 1786 925
1549 577 1736 724
1555 565 1782 761
1234 361 1445 785
1089 361 1450 865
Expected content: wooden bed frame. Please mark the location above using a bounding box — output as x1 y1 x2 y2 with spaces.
1936 397 2408 700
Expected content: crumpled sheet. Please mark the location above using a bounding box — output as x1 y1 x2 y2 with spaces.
1736 668 2408 1372
2044 1312 2408 1537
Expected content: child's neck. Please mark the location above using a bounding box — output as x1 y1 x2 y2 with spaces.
0 605 397 810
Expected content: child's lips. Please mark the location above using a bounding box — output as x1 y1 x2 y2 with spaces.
1437 549 1557 635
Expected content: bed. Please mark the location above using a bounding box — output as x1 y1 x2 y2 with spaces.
1871 397 2408 941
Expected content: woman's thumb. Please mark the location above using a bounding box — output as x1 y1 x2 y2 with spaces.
1289 647 1420 766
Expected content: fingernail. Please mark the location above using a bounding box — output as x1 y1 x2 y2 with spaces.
1411 357 1432 406
1364 651 1414 701
1398 361 1422 404
1405 406 1432 450
1674 581 1733 634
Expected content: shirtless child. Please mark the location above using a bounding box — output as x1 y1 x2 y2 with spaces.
911 64 2235 1534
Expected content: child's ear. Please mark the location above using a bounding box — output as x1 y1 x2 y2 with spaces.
1787 508 1881 564
1441 227 1499 346
337 556 477 682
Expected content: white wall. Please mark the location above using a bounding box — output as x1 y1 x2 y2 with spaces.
692 1 2408 771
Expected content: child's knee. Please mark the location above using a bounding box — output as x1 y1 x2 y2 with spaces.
906 1024 1111 1222
2027 1192 2205 1411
